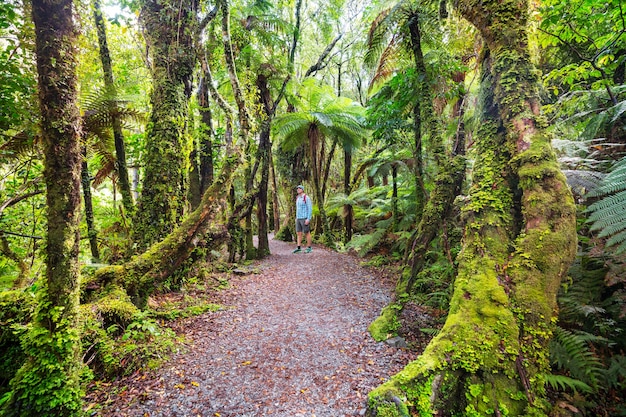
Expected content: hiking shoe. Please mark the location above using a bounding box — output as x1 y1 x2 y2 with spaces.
304 247 312 253
292 248 302 253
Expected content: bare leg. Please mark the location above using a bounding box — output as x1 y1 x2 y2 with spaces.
306 232 312 247
296 231 303 247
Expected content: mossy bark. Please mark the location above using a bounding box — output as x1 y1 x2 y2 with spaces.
133 0 197 250
407 11 427 221
91 149 240 308
366 0 577 415
255 70 274 258
6 0 83 414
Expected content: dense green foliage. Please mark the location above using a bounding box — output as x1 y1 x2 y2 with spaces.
0 0 625 415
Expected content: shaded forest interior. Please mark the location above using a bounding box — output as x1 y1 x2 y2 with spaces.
0 0 625 416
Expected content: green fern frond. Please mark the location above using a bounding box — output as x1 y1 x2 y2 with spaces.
606 355 626 390
346 228 387 257
543 374 593 393
604 229 626 253
588 202 626 229
562 169 604 196
0 131 40 160
550 327 604 391
587 157 626 254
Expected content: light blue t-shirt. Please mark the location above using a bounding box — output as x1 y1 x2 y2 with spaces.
296 193 312 220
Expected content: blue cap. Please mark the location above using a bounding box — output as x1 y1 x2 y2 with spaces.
296 184 304 190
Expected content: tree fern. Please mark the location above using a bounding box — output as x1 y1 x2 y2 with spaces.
587 157 626 254
549 327 605 392
605 355 626 391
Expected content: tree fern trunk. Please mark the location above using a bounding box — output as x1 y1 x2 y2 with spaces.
93 0 134 218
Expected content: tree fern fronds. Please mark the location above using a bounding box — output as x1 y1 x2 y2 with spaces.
562 169 604 197
550 327 605 391
588 173 626 198
0 131 40 160
543 374 593 393
604 229 626 253
587 156 626 254
346 228 387 257
364 7 394 68
587 191 626 216
93 157 117 188
606 355 626 390
588 199 626 228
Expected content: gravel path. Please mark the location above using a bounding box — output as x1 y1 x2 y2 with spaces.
96 238 414 416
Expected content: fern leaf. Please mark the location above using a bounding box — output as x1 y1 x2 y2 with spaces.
550 327 604 391
543 374 593 393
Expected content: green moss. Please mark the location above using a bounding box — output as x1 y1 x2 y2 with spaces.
368 303 402 341
368 383 411 417
91 285 139 327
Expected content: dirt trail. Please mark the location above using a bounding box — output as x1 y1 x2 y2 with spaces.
97 238 414 417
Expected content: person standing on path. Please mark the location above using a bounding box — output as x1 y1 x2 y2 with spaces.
293 184 313 253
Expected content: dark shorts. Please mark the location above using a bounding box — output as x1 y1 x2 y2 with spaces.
296 218 310 233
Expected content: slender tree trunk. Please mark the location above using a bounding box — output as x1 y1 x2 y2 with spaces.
189 77 216 209
133 0 196 250
344 147 353 243
81 147 100 260
270 150 281 232
367 0 577 415
309 126 332 245
255 70 274 257
93 0 134 217
408 12 426 221
198 78 215 193
6 0 83 414
391 163 398 232
188 148 202 209
338 61 354 244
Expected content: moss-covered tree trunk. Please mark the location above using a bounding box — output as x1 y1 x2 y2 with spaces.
92 149 240 308
255 70 273 258
5 0 83 414
133 0 197 250
366 0 577 415
408 12 426 222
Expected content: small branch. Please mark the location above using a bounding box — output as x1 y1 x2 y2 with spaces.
0 190 44 217
304 33 343 77
199 5 218 32
0 230 42 239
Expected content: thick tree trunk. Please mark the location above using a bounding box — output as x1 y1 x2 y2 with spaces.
93 0 134 218
366 0 577 415
6 0 83 414
133 0 196 250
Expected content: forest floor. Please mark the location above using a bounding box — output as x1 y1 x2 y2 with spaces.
89 237 416 417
